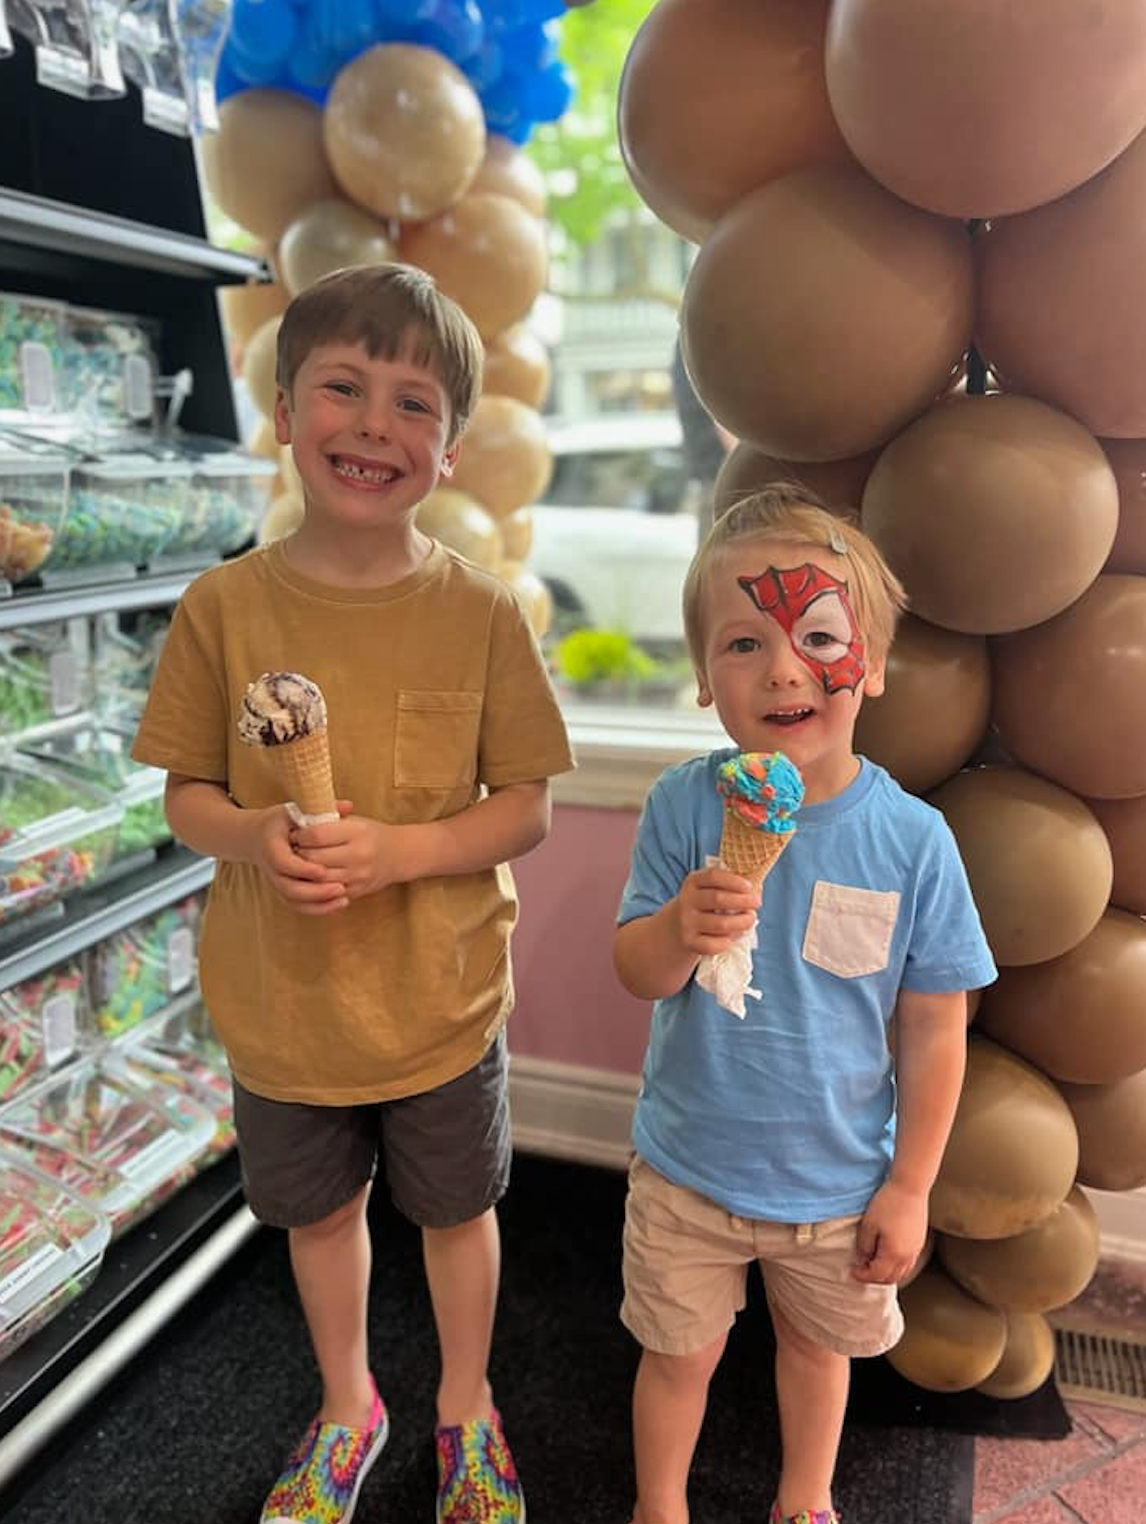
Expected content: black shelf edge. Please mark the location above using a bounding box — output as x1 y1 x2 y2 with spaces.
0 848 214 991
0 569 192 627
0 188 270 284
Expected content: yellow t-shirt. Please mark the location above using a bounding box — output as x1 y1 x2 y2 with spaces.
132 539 574 1104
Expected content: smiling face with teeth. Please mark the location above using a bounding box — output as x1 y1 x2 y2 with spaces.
696 538 887 804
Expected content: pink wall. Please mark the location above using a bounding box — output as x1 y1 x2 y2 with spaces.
510 804 651 1074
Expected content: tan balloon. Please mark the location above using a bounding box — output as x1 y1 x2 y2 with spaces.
978 910 1146 1084
936 1187 1099 1315
277 200 396 296
449 395 553 519
324 44 485 222
861 395 1118 634
220 278 290 353
498 507 534 564
681 165 973 461
901 1230 935 1291
260 492 304 543
200 91 338 243
976 129 1146 438
927 767 1112 968
618 0 852 243
975 1313 1056 1402
483 326 551 411
502 559 553 639
279 445 303 499
854 617 989 796
242 316 282 420
1100 438 1146 575
248 417 279 462
825 0 1146 218
1058 1070 1146 1193
932 1041 1078 1242
1083 793 1146 915
715 441 878 519
992 574 1146 799
399 193 548 342
888 1266 1007 1393
470 134 547 217
415 487 501 571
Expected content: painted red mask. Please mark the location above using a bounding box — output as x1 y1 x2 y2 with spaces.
738 563 866 694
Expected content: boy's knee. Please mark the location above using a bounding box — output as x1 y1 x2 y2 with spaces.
290 1181 370 1239
644 1332 727 1388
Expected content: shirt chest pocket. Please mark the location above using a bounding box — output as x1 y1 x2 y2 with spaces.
802 881 901 979
394 689 483 789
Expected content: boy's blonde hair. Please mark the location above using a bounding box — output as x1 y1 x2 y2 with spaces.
682 482 908 671
275 263 484 444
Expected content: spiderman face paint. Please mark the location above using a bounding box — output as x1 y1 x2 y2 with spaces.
738 563 866 694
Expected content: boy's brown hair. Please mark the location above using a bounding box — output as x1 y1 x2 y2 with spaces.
682 481 908 672
275 263 484 444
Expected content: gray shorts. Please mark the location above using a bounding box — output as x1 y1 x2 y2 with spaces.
231 1031 511 1230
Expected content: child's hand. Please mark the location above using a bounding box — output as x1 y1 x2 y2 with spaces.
254 805 351 915
852 1180 930 1285
289 801 413 901
673 866 760 956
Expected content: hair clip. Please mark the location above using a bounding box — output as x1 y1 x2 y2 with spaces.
829 529 848 555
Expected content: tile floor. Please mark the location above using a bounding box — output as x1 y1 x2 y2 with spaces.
972 1259 1146 1523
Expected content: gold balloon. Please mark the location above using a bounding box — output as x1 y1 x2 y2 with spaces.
242 315 282 421
1059 1070 1146 1193
825 0 1146 218
991 574 1146 799
502 559 553 640
715 441 878 519
861 394 1118 635
399 192 548 342
937 1187 1100 1315
1083 793 1146 915
931 1038 1079 1241
888 1266 1008 1393
278 200 396 296
498 507 534 564
416 487 501 571
449 395 553 519
975 1313 1056 1401
976 129 1146 438
248 417 279 461
854 617 989 796
470 134 547 217
978 909 1146 1084
260 492 304 543
618 0 851 242
201 91 338 243
1100 438 1146 575
681 164 973 461
927 767 1112 967
220 278 290 354
324 44 485 222
482 325 551 411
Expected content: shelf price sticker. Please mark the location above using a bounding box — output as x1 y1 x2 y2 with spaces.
41 990 77 1070
167 927 194 995
18 341 56 414
0 1241 65 1309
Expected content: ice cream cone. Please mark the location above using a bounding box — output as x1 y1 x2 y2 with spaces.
271 729 337 818
719 809 793 887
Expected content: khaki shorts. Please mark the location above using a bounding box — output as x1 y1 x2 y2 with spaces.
621 1156 904 1359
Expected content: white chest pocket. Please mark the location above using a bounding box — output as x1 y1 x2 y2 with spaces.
802 881 901 979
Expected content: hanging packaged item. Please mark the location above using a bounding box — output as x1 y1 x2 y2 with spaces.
8 0 128 99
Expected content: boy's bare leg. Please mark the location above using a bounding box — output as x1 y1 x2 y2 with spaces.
631 1334 727 1524
423 1206 500 1424
771 1303 849 1517
288 1182 377 1427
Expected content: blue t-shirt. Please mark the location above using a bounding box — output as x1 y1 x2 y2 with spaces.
618 752 997 1223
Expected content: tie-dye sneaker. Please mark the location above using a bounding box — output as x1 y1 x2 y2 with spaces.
768 1506 841 1524
434 1407 525 1523
260 1382 389 1524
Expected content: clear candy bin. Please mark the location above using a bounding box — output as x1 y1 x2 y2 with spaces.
0 434 70 587
154 436 275 563
0 754 122 929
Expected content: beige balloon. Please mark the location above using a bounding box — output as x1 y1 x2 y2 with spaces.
1058 1069 1146 1193
278 445 303 499
927 767 1112 968
200 91 338 243
715 440 878 518
324 44 485 222
220 278 290 353
482 326 552 411
1083 793 1146 915
974 1313 1056 1401
278 200 397 296
470 134 547 217
887 1266 1008 1393
242 316 282 421
498 507 534 564
501 559 553 640
936 1187 1100 1314
1102 437 1146 575
260 492 304 543
449 395 553 519
248 417 279 461
416 487 501 571
399 192 549 343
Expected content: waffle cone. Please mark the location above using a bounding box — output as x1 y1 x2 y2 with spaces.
270 729 336 818
719 809 793 887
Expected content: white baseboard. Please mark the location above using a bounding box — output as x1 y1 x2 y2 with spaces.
509 1056 1146 1265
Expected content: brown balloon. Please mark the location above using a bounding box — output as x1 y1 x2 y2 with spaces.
277 200 396 296
931 1038 1079 1240
825 0 1146 219
498 506 534 564
416 487 501 571
936 1186 1100 1314
1100 437 1146 575
324 44 486 222
449 395 553 518
714 441 879 519
854 616 990 796
482 325 551 412
469 134 547 217
1059 1069 1146 1193
200 91 338 243
991 574 1146 799
861 394 1118 635
927 767 1112 967
887 1265 1008 1393
974 1312 1056 1401
220 277 290 355
976 129 1146 438
680 164 973 461
242 315 282 421
399 193 548 343
618 0 852 243
1083 793 1146 915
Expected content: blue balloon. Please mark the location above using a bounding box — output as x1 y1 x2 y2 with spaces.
502 113 534 145
287 17 344 91
375 0 437 22
462 34 503 91
230 0 297 67
523 58 573 122
521 0 565 19
213 53 245 104
414 0 484 64
499 21 552 75
223 34 288 88
309 0 376 57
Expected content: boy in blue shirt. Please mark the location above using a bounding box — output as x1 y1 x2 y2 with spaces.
614 485 996 1524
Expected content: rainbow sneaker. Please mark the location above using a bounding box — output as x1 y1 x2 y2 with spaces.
768 1507 841 1524
434 1407 525 1523
260 1382 389 1524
